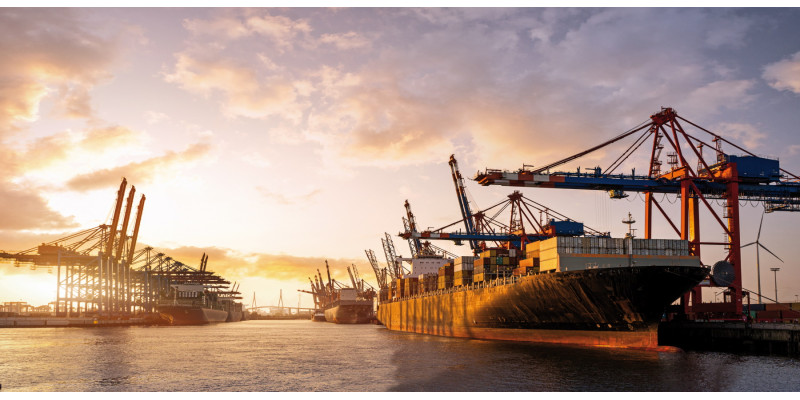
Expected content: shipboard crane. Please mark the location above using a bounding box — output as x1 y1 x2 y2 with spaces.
365 249 389 290
449 155 480 251
401 190 608 253
381 233 405 278
473 107 800 318
401 217 418 258
404 200 423 257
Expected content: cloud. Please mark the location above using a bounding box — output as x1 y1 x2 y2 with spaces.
0 79 49 135
164 53 305 122
80 125 140 152
183 11 312 51
763 51 800 94
319 31 371 50
0 186 77 231
713 122 768 150
0 125 145 177
168 9 763 172
256 187 321 205
65 142 211 191
0 9 122 136
137 245 365 284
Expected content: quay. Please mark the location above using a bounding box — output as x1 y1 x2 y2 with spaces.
659 321 800 357
0 316 151 328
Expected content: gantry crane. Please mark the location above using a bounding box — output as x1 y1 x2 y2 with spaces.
473 107 800 318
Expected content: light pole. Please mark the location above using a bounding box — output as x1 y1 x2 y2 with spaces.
770 267 780 303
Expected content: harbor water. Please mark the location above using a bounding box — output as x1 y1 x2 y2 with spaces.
1 320 800 391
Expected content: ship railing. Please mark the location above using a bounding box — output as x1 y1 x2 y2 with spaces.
391 273 531 302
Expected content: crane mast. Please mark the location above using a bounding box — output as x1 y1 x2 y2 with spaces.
449 155 479 251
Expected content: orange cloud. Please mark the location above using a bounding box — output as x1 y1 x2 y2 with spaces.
165 53 304 122
65 142 211 191
0 186 77 231
79 125 139 152
0 9 121 135
0 79 48 136
135 245 371 285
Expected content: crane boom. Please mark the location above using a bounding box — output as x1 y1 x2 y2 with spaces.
404 200 423 256
365 249 387 289
125 194 145 268
115 186 135 261
105 178 127 257
382 232 402 279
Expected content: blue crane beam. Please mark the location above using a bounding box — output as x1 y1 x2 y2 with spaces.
474 169 800 202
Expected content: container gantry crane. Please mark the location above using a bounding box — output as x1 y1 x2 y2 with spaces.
473 107 800 319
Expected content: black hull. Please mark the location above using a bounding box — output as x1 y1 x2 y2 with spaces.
378 265 708 348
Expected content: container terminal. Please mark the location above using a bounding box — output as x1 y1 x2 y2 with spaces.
369 107 800 356
0 178 243 327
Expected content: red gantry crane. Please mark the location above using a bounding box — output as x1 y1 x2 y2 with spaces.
474 107 800 319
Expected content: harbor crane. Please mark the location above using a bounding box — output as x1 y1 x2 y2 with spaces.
365 249 389 290
473 107 800 318
0 177 238 317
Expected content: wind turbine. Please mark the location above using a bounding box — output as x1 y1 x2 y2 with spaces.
742 211 783 304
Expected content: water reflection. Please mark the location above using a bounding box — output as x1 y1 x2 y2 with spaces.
1 321 799 391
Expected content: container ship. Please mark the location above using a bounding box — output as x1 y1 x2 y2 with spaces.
376 235 708 350
157 283 244 325
302 262 376 324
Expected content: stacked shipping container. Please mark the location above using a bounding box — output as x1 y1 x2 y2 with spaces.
454 256 475 286
438 262 454 289
474 248 518 282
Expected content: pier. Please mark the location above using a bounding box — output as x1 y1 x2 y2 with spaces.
659 321 800 357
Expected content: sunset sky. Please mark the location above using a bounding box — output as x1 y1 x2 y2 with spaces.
2 7 800 308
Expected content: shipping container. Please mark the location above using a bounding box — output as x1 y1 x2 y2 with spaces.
765 303 791 311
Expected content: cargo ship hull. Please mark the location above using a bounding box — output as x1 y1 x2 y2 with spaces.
324 300 374 324
226 311 243 322
377 265 708 349
157 305 229 325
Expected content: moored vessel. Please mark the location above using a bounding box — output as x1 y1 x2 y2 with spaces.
156 284 234 325
302 261 376 324
377 236 708 350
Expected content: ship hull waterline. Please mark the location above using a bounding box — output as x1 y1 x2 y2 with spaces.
377 265 708 351
157 305 229 325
